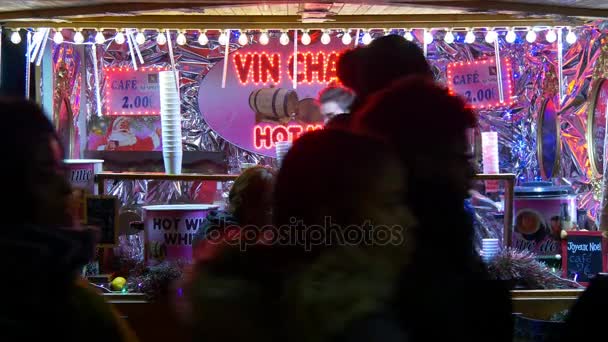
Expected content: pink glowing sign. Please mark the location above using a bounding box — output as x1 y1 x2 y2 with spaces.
254 124 323 149
447 58 513 109
198 40 346 158
104 67 169 116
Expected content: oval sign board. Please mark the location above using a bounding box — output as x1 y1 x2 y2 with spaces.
198 39 348 157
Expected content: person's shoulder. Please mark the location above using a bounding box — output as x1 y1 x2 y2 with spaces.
70 280 139 341
336 311 408 342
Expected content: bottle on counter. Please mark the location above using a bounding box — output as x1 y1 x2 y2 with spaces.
560 203 573 230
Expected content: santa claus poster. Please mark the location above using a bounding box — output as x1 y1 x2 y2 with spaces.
88 116 162 151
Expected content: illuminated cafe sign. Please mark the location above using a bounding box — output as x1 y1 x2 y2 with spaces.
198 40 346 158
104 66 169 116
446 58 514 109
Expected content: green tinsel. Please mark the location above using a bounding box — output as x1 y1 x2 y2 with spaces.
487 248 582 290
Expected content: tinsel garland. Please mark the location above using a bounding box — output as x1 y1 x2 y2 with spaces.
487 248 582 290
128 261 185 300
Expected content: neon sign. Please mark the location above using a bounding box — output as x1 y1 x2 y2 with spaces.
104 66 169 115
254 124 324 149
233 51 340 86
446 58 514 109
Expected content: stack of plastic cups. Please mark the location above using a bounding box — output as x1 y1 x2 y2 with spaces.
159 71 182 174
481 131 500 193
275 141 292 167
482 238 500 263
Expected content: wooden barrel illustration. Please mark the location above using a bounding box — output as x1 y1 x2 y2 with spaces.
249 88 299 120
296 98 324 124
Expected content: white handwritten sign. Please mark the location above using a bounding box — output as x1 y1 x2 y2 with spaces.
447 58 513 109
104 67 168 116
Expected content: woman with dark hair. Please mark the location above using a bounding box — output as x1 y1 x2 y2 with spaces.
0 99 137 341
338 34 433 114
186 130 416 342
353 76 513 342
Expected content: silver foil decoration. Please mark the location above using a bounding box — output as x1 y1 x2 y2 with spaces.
429 25 606 224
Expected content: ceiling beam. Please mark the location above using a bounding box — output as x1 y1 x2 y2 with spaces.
0 2 214 20
1 14 583 30
392 1 608 18
0 1 605 22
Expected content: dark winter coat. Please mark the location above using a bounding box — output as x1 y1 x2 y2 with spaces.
0 224 138 341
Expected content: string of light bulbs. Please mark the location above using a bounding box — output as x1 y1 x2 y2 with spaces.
8 26 579 48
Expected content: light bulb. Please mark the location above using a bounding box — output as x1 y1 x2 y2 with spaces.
73 31 84 44
362 32 372 45
526 29 536 43
259 32 269 45
218 31 229 45
95 31 105 45
280 32 289 45
505 29 516 43
238 32 248 45
301 32 311 45
176 32 187 45
135 31 146 45
404 30 414 42
465 31 475 44
342 32 352 45
53 31 63 45
485 30 497 44
10 30 21 44
321 32 331 45
444 31 455 44
198 32 208 45
566 29 577 44
545 29 557 43
114 31 125 45
156 31 167 45
423 30 433 44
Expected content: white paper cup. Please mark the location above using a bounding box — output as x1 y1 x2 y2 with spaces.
163 151 183 174
161 127 181 133
162 136 182 142
482 239 500 248
162 143 182 149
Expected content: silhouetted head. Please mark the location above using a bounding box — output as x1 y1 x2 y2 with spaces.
338 35 433 112
229 166 276 227
353 75 477 217
2 99 73 226
337 48 365 97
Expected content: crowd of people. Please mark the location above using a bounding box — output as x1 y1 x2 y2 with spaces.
1 34 606 341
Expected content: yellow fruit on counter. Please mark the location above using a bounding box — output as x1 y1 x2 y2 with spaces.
111 276 127 291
